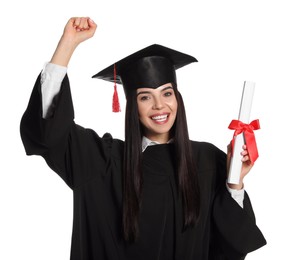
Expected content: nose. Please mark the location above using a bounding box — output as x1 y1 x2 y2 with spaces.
152 96 164 110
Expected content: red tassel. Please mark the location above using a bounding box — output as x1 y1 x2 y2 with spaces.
112 84 120 112
112 64 121 112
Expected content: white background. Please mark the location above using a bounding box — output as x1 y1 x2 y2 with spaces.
1 0 285 259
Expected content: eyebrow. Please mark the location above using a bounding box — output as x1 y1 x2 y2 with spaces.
137 86 173 96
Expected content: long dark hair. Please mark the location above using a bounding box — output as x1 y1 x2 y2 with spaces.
123 83 200 242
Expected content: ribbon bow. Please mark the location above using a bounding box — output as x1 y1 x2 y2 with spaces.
228 119 260 163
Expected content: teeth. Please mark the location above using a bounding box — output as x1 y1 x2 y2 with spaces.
152 115 168 121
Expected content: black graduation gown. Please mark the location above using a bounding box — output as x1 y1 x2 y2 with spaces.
20 74 266 260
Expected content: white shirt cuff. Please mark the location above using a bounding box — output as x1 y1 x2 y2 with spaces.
226 182 245 208
41 63 67 118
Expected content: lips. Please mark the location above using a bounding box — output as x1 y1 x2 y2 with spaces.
150 113 169 123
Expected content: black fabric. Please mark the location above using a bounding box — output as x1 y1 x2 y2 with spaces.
20 74 266 260
119 56 177 95
92 44 197 95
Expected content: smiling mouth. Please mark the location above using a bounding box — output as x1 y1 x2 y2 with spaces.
151 114 169 123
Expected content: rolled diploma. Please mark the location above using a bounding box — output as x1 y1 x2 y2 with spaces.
227 81 255 184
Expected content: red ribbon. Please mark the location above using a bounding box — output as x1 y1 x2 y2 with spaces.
228 119 260 163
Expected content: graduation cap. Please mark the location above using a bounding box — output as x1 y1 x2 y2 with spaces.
92 44 197 112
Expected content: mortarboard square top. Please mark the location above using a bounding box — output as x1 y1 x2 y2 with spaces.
92 44 198 96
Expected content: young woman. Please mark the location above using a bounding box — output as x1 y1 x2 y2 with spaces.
20 17 266 260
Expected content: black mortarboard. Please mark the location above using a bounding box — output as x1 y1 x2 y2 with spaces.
92 44 197 112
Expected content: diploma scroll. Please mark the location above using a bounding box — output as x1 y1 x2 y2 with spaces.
227 81 255 184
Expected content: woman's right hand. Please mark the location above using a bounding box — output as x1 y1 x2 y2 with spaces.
50 17 97 67
62 17 97 46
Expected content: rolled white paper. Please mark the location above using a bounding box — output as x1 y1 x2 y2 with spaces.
227 81 255 184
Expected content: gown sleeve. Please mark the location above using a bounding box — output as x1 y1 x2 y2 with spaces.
210 148 266 259
20 73 111 189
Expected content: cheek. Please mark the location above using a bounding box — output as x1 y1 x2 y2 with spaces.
137 103 144 118
137 100 152 116
174 100 178 112
137 103 149 124
168 98 178 114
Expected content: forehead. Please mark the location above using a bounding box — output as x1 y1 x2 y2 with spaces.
136 83 173 93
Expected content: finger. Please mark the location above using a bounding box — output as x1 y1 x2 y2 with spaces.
241 150 248 156
71 18 81 32
241 155 253 164
88 18 97 29
73 17 81 27
84 18 97 37
79 17 89 30
67 17 76 26
242 155 248 161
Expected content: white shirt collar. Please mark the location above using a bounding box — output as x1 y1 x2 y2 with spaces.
142 136 173 152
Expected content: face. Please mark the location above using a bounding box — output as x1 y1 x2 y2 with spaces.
137 83 178 143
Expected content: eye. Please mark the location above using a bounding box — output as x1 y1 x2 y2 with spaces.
163 90 173 97
138 95 151 101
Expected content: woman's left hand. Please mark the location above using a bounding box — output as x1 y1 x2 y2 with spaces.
227 143 254 190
